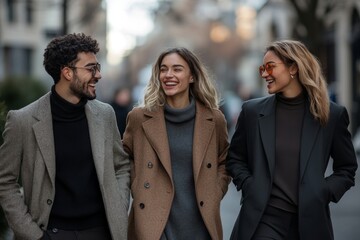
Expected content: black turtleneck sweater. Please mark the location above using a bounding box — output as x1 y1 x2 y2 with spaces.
48 86 107 230
268 92 305 213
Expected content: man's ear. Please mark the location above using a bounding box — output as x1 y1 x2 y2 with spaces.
62 67 73 81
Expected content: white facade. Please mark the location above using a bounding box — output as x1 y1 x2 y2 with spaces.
0 0 106 87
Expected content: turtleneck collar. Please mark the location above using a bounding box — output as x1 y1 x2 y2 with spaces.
50 85 88 122
164 97 196 123
276 91 305 107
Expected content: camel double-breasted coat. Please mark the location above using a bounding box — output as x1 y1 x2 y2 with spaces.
0 93 130 240
123 101 230 240
226 95 358 240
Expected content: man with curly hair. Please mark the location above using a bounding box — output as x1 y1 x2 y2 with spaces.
0 33 130 240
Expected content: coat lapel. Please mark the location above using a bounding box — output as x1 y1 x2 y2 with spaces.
86 101 105 184
142 108 172 179
299 104 320 181
32 93 56 187
258 96 276 179
193 102 215 183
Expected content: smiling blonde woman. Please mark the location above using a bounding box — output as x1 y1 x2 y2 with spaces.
123 47 230 240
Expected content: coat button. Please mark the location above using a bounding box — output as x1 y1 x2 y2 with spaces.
47 199 52 205
200 201 204 207
207 163 212 168
147 162 153 168
52 228 58 233
139 203 145 209
144 182 150 189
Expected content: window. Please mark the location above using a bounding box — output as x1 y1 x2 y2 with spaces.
6 0 16 23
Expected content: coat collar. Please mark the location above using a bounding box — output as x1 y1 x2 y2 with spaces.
141 101 215 182
258 95 276 179
299 103 320 181
193 102 215 183
32 93 106 186
258 95 320 180
85 100 105 182
32 93 56 187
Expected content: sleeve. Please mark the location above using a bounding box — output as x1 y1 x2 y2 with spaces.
0 110 43 240
327 106 358 203
216 110 231 197
111 107 131 210
122 110 135 188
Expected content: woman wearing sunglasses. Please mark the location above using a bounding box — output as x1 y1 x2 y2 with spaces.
226 40 357 240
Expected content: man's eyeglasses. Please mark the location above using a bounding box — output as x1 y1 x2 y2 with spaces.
259 62 283 77
69 63 101 77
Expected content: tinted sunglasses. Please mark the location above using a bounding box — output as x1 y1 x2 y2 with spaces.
259 62 283 77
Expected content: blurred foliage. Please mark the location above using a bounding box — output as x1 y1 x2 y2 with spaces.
0 76 48 112
0 76 47 239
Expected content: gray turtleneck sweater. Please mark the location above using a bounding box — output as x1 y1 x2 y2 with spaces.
161 99 211 240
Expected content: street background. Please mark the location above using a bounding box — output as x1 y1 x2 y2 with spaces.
1 0 360 239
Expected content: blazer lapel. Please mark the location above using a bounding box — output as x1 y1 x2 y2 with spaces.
299 104 320 181
258 96 276 179
32 93 56 187
142 108 172 179
193 102 215 183
86 101 105 183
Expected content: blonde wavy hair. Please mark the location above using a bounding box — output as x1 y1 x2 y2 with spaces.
142 47 219 111
266 40 330 126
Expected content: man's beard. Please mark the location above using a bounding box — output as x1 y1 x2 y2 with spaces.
70 75 97 100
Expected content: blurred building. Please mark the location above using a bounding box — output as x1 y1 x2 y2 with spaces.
119 0 259 103
0 0 106 88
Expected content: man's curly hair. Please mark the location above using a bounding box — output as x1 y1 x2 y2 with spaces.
43 33 99 83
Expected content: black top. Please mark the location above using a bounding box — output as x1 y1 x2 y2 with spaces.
268 92 305 213
48 86 108 230
111 102 131 138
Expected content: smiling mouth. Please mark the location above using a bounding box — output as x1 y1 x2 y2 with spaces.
164 81 177 86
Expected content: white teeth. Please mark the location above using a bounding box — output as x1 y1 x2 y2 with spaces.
165 82 177 86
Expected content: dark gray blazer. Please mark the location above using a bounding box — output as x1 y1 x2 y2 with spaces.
226 95 357 240
0 92 130 240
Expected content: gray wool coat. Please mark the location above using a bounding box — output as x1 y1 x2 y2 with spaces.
0 92 130 240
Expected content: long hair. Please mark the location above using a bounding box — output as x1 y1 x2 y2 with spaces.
266 40 330 125
142 47 219 111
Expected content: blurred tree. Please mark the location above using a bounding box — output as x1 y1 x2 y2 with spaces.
287 0 340 64
0 76 47 112
0 76 47 238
